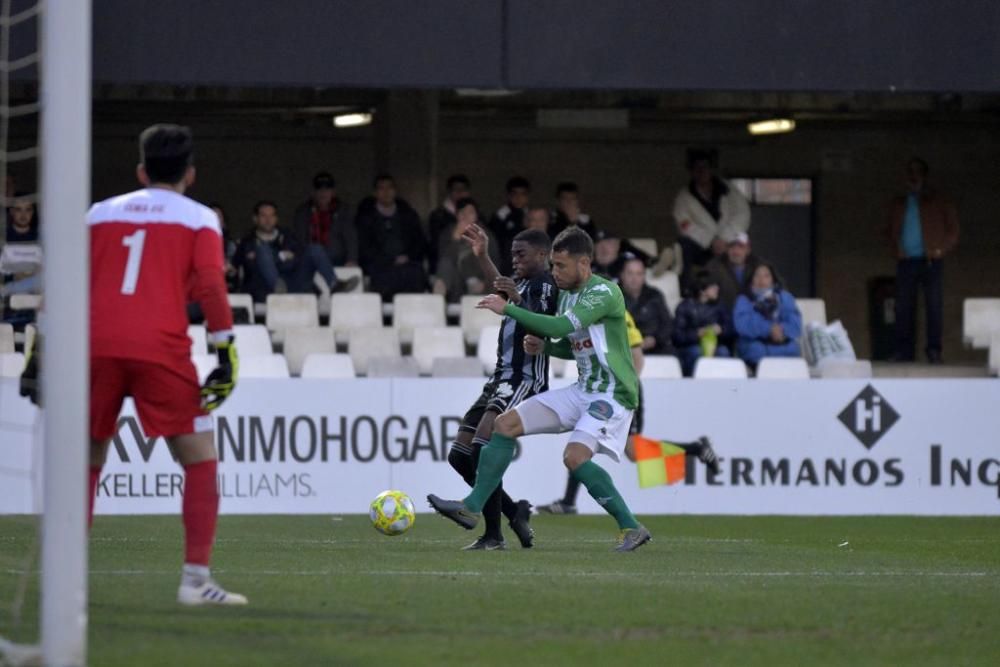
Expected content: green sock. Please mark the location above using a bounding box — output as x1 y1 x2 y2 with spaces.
463 433 516 513
572 460 640 530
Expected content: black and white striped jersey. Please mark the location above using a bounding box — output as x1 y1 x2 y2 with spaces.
493 272 559 391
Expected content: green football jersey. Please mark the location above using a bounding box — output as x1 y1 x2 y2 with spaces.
558 274 639 409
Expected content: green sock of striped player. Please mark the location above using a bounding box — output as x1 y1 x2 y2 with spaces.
463 432 517 513
572 460 640 530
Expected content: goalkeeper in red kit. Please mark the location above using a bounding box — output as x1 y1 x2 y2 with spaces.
21 124 245 605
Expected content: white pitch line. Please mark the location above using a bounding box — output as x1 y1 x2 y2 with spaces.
4 569 996 578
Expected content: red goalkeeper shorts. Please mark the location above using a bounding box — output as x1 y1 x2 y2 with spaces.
90 357 210 440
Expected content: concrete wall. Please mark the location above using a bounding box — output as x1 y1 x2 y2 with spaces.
88 114 1000 364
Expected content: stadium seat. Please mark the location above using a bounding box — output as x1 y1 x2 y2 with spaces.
0 323 13 354
756 357 810 379
348 327 401 376
191 353 217 383
641 355 683 379
693 357 748 379
411 326 465 375
476 325 500 375
962 298 1000 349
989 332 1000 376
367 355 420 378
629 237 658 257
430 356 485 378
8 294 41 311
301 353 356 378
392 294 446 345
645 270 681 313
265 294 319 344
240 354 290 378
797 298 828 326
329 293 382 345
0 352 26 377
460 294 501 347
228 293 254 323
233 324 274 358
283 326 336 376
187 324 208 356
818 360 873 378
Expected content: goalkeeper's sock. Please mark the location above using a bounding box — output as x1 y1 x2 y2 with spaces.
88 466 102 528
182 460 219 566
561 475 582 506
181 563 211 588
463 433 516 513
572 461 640 530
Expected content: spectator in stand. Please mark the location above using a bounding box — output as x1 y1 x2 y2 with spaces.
232 201 350 303
733 262 802 369
488 176 530 275
208 203 239 292
1 193 42 297
525 206 550 234
548 181 600 240
673 149 750 288
672 270 734 376
620 256 674 355
592 229 651 278
291 172 360 278
427 174 471 274
432 198 501 303
704 232 761 310
356 173 429 301
887 157 958 364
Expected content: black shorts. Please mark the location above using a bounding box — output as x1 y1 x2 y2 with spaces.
628 382 645 436
458 379 538 436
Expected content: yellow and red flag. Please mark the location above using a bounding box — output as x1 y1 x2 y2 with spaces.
633 435 686 488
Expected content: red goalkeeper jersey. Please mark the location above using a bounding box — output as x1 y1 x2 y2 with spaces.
89 188 232 366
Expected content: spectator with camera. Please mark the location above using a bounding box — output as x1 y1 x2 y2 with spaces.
733 262 802 369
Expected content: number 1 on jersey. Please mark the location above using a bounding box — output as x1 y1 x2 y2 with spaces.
120 230 147 295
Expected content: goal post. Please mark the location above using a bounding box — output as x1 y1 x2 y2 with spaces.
39 0 91 665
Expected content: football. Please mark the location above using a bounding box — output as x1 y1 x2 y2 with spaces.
369 490 416 536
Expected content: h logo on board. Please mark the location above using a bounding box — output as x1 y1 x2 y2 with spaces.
837 384 899 449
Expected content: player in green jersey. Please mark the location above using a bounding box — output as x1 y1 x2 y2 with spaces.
429 228 650 551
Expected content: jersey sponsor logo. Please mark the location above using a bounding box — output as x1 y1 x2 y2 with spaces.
587 400 614 421
494 382 514 399
589 284 612 295
571 338 594 352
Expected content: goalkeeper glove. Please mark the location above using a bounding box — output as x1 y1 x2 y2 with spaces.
19 336 40 406
201 335 239 411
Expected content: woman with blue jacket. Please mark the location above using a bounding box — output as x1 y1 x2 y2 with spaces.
733 262 802 367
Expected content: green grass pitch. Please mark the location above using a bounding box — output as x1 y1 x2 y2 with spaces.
2 514 999 666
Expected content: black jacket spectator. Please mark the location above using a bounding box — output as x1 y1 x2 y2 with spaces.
488 204 526 276
291 198 357 266
232 226 303 303
672 299 734 349
624 285 675 355
548 210 600 241
355 196 428 301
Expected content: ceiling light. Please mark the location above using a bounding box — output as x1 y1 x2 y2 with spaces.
332 112 372 128
747 118 795 135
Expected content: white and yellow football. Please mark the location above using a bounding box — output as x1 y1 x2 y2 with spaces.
369 490 416 536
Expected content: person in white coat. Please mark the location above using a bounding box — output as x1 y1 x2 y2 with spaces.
672 149 750 288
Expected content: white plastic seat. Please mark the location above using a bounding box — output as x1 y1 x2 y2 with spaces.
431 357 485 378
192 354 217 383
0 323 14 354
963 298 1000 349
640 355 683 379
476 325 501 375
645 270 681 314
233 324 273 358
8 294 41 310
187 324 208 356
693 357 748 379
335 266 364 293
629 237 658 258
411 326 465 375
392 294 446 345
265 294 319 343
348 327 401 376
818 360 873 379
756 357 810 379
0 352 25 377
301 353 356 378
367 356 420 378
330 293 383 345
797 298 828 327
227 293 255 323
283 326 336 376
460 294 501 347
240 354 290 378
